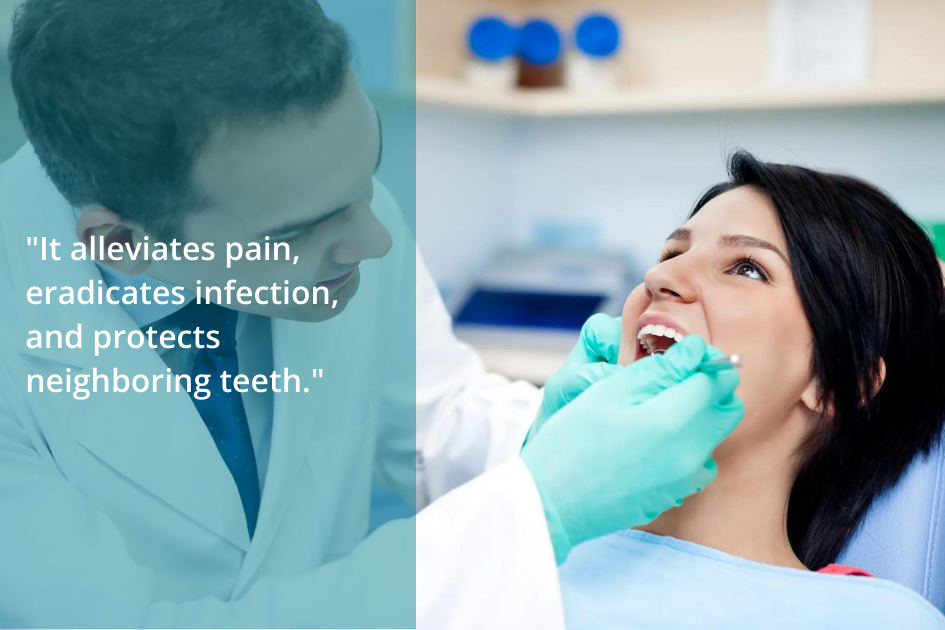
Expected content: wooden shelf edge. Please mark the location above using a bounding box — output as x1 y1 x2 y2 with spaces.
416 76 945 117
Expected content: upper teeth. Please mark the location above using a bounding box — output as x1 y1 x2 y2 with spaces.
637 324 685 354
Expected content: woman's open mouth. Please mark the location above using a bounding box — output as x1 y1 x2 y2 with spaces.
635 314 688 360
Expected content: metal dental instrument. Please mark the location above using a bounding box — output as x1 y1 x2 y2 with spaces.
700 354 742 373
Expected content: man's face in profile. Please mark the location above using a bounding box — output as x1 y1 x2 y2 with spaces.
146 70 392 322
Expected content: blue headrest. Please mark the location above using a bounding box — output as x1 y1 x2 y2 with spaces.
838 432 945 611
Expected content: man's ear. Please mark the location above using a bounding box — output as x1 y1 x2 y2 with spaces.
75 207 151 275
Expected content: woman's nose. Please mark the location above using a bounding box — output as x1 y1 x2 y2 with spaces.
644 256 697 302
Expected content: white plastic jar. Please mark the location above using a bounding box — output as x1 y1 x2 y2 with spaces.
567 13 622 91
465 16 519 90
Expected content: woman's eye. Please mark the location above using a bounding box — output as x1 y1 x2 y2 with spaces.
658 248 682 263
731 259 769 282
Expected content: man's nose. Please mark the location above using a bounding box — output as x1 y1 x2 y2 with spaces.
328 202 393 265
644 255 697 303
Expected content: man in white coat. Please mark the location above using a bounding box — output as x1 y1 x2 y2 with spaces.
0 0 744 627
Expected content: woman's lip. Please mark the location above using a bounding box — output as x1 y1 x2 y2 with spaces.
633 313 689 362
318 267 357 290
635 313 689 338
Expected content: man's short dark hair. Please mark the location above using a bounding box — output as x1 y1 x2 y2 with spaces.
8 0 350 238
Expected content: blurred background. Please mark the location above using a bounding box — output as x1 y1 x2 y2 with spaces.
416 0 945 384
2 1 945 386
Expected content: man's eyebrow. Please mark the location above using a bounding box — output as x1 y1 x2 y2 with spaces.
666 227 691 242
261 205 348 240
719 234 789 264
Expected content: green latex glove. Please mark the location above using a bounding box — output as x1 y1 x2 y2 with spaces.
524 314 623 446
520 335 744 565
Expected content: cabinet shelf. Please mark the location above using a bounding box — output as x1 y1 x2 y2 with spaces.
416 76 945 117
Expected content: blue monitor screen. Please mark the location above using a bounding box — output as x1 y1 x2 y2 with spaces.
454 289 606 331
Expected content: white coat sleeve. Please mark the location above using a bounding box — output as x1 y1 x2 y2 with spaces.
366 179 542 506
414 247 542 506
416 456 566 630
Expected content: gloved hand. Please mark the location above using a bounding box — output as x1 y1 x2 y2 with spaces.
524 314 623 446
520 335 744 565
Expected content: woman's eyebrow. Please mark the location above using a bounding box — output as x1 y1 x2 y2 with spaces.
720 234 788 263
666 227 691 242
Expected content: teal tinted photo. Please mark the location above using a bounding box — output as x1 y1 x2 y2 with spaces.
0 0 417 626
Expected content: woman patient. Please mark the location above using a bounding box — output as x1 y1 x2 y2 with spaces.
558 151 945 628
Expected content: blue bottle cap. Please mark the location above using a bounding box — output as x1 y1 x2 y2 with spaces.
575 13 621 58
520 19 562 66
468 16 519 62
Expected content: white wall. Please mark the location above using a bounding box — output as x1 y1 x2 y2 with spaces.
417 104 945 290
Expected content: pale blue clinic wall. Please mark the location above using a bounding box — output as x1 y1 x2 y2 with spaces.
417 104 945 293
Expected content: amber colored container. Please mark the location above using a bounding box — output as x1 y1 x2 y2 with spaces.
517 18 564 89
518 58 565 89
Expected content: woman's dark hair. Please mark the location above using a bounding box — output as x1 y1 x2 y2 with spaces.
692 151 945 570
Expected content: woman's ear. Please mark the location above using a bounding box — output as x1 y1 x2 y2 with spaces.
800 378 830 417
801 358 886 416
867 358 887 401
75 207 151 275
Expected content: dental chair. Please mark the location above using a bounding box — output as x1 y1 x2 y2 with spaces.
838 431 945 612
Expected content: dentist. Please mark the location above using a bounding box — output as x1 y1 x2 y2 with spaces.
0 0 743 627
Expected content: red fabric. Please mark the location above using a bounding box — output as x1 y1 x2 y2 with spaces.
817 564 875 577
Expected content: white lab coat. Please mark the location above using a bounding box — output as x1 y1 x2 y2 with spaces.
0 145 565 628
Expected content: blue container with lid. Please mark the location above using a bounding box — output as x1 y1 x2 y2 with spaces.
575 13 621 58
468 16 519 62
520 18 563 66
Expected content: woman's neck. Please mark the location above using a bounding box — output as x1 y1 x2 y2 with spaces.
636 444 808 571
